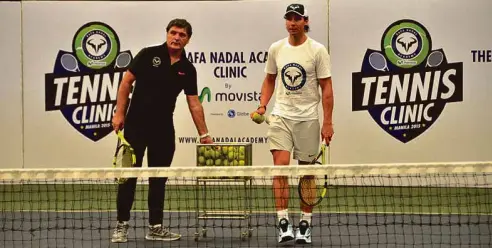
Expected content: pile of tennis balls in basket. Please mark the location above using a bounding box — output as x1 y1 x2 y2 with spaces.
197 145 247 166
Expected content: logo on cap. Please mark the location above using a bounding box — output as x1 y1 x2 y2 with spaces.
285 4 307 17
289 5 300 10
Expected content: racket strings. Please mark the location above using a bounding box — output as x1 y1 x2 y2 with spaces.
299 176 323 206
115 146 133 168
299 144 328 206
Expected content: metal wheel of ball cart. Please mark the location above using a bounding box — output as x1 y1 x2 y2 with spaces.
194 142 254 242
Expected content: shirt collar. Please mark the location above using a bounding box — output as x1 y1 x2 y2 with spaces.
161 42 187 59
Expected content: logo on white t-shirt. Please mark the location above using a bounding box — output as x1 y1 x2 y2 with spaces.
281 63 307 92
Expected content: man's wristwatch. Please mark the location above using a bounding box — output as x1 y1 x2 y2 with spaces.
257 104 266 111
199 133 210 139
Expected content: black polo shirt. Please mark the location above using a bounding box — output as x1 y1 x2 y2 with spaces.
125 42 197 127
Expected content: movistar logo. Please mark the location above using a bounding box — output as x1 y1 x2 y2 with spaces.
198 86 260 103
199 87 211 103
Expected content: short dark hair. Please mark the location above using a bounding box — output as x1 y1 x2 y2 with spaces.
304 17 310 32
166 18 193 37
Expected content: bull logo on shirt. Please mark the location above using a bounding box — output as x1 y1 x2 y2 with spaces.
281 63 307 92
285 71 302 85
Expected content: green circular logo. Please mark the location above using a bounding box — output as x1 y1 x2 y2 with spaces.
72 22 120 70
381 19 431 69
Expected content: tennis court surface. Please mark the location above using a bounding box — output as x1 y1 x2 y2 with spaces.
1 163 491 247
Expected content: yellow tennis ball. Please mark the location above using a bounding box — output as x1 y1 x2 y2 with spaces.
198 156 205 164
239 160 245 166
198 146 205 155
215 159 222 166
252 113 265 124
205 150 212 159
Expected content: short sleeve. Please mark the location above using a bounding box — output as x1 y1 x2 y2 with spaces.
264 43 277 75
316 46 332 79
184 65 198 95
128 47 147 77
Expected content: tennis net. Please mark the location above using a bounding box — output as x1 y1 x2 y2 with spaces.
1 162 491 247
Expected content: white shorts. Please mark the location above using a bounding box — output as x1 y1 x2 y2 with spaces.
267 114 320 162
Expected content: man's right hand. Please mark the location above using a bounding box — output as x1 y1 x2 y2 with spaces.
112 113 125 132
256 106 266 115
250 105 266 119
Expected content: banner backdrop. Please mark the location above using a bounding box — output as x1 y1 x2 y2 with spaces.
21 0 328 168
0 2 23 169
330 0 492 163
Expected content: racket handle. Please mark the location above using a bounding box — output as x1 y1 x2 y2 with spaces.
116 130 131 146
321 144 326 164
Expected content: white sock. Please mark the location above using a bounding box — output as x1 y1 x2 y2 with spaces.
277 209 289 221
300 212 312 225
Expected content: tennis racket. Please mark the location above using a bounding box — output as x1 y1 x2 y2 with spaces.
298 143 329 207
112 130 136 184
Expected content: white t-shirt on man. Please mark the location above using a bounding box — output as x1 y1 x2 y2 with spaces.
264 36 331 121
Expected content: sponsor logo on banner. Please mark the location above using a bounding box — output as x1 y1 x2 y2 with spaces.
352 19 463 143
199 87 260 103
227 109 249 118
44 22 133 142
199 86 259 117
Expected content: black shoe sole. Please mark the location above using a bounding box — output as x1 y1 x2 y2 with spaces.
279 236 295 243
295 239 311 244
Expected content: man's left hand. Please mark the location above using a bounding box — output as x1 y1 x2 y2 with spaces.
321 122 334 145
200 136 213 144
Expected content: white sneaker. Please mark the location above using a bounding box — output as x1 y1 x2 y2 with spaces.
277 218 295 243
111 221 129 243
145 224 181 241
295 220 312 244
